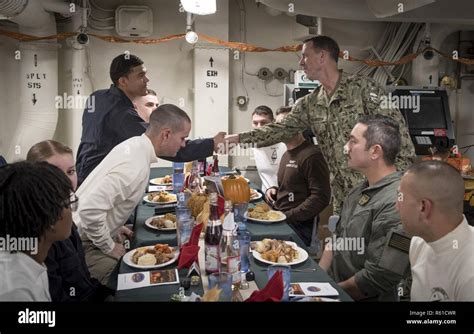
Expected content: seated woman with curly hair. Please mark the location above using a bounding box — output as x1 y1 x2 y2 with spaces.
0 161 74 301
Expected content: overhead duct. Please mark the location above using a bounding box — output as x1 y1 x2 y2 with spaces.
55 5 93 154
0 0 70 161
258 0 474 25
366 0 435 18
0 0 27 17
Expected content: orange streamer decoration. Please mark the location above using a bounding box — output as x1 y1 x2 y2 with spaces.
1 28 473 66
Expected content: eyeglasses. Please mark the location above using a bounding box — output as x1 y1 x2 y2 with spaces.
67 193 79 212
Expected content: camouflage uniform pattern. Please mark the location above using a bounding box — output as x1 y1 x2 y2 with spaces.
329 172 408 301
239 71 415 214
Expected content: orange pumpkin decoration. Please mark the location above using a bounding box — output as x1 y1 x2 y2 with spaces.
221 175 250 204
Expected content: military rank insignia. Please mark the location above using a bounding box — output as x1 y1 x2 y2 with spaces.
358 194 370 206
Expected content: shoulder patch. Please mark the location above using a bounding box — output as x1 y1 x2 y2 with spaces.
358 194 370 206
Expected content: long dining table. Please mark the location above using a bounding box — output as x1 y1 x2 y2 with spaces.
113 167 352 302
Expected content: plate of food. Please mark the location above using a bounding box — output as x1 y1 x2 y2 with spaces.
123 244 179 269
143 191 177 205
251 239 308 266
245 203 286 223
144 213 177 231
250 189 263 202
150 175 173 186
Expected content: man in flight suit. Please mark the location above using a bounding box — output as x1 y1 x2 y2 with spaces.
318 115 410 301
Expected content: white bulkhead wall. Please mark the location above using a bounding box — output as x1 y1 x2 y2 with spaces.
0 0 70 162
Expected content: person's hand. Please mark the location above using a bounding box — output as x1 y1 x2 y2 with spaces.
115 226 133 243
107 242 126 260
213 131 227 153
265 187 277 207
225 134 240 145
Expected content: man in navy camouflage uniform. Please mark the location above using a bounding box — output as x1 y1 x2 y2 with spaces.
227 36 415 214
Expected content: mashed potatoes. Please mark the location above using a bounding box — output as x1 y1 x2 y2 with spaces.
137 253 156 266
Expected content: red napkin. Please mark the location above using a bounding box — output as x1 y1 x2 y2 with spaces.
177 223 203 269
206 164 213 176
245 270 283 302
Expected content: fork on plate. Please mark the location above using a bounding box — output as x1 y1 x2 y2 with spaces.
261 268 316 273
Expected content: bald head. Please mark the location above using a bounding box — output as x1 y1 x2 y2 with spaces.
405 160 464 214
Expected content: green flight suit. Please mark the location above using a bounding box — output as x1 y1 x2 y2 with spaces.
328 172 408 301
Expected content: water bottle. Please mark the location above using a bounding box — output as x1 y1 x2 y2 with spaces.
219 200 241 287
234 202 248 231
172 162 185 194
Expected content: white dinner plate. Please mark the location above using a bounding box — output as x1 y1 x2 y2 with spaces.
143 194 177 205
251 241 308 266
122 246 179 269
150 177 173 186
244 210 286 224
144 215 177 231
250 189 263 202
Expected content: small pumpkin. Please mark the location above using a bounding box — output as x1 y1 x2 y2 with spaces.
221 175 250 204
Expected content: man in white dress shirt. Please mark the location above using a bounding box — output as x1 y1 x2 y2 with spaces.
74 104 192 284
251 105 286 193
397 160 474 301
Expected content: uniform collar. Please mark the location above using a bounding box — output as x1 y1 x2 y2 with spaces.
110 85 134 108
287 139 311 154
141 133 158 164
329 70 349 102
361 171 402 193
316 70 347 104
428 216 470 255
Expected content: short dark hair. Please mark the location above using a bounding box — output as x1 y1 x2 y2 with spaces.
252 105 274 121
303 35 340 63
357 115 401 165
406 160 464 213
110 53 144 86
148 104 191 133
0 161 74 239
275 106 292 116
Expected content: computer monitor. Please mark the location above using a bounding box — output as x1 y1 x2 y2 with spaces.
388 87 456 155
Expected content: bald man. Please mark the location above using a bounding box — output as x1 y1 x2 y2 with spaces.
397 161 474 301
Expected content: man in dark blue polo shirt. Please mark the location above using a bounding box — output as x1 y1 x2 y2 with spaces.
76 53 224 185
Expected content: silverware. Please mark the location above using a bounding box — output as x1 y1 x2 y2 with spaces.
261 268 316 273
291 268 316 273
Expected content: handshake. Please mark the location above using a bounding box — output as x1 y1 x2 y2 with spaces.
212 133 241 155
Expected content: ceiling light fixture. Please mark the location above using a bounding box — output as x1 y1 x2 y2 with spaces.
180 0 216 15
185 30 198 44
